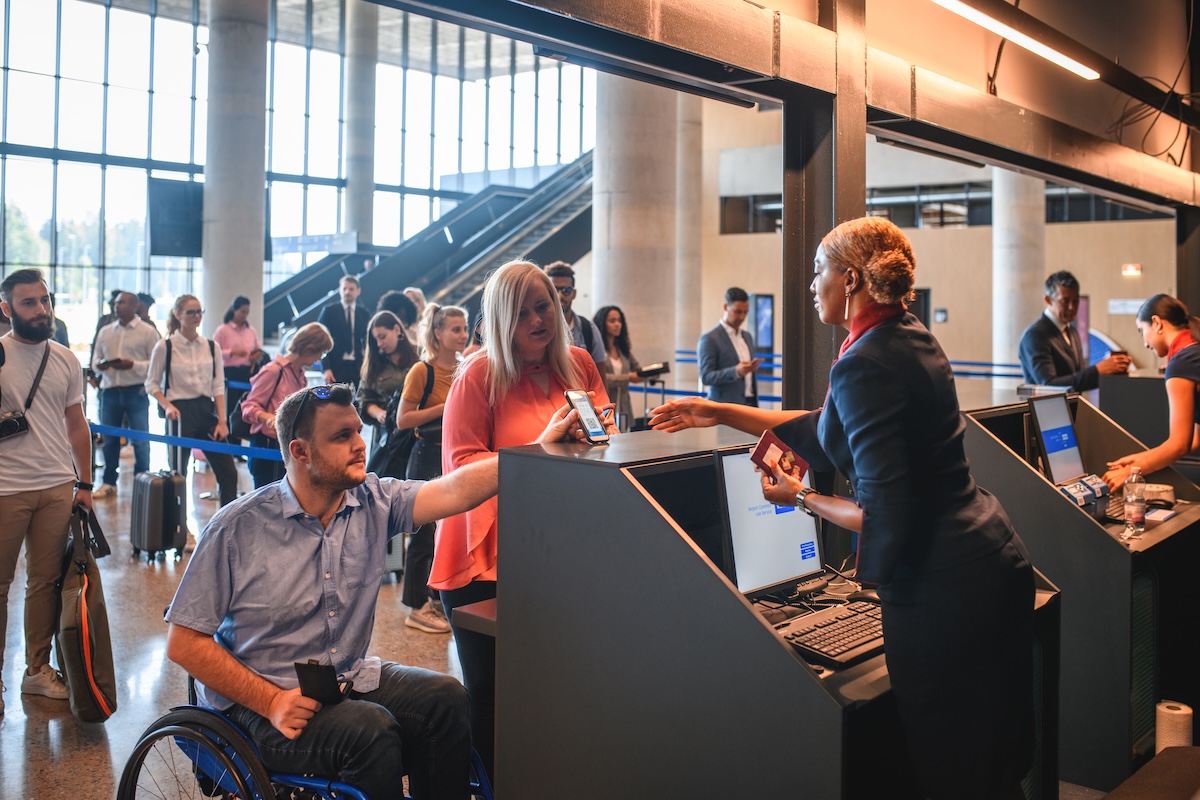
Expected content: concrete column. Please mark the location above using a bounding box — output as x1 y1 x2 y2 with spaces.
592 73 678 368
344 0 377 246
992 168 1046 367
202 0 268 336
675 94 702 388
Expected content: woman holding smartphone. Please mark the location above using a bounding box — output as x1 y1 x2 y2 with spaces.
146 295 239 506
650 218 1033 800
1103 294 1200 490
593 304 643 431
432 260 614 782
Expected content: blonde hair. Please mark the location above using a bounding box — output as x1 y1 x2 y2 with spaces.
820 217 916 305
474 260 579 403
418 302 468 360
286 322 334 360
168 294 200 335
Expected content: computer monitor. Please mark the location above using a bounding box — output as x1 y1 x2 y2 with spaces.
716 447 824 597
1027 393 1087 484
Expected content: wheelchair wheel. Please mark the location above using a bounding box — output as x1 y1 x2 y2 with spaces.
117 707 275 800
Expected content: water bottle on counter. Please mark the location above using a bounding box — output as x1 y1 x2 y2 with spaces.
1124 466 1146 537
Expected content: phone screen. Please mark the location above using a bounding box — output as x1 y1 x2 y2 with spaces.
565 390 609 443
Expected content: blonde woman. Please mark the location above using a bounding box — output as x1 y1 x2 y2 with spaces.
241 322 333 488
146 295 238 506
431 261 616 779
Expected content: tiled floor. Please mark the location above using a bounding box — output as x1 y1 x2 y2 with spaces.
0 447 461 799
0 446 1115 799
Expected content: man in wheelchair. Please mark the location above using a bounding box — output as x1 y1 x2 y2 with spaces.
164 383 505 799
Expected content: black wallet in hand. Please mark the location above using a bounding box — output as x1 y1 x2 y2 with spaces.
294 659 353 705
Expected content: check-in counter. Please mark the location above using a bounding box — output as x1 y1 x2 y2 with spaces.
965 397 1200 791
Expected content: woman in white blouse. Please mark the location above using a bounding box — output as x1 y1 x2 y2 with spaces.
146 294 238 506
593 305 643 431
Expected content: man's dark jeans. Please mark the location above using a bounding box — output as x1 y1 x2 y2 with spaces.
228 662 470 800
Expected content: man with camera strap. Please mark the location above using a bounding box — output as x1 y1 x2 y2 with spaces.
0 268 95 715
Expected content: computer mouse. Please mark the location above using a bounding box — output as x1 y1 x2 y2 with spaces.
845 588 880 603
1147 498 1175 510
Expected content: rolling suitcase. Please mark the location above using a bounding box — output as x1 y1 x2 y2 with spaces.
131 420 188 562
384 535 406 583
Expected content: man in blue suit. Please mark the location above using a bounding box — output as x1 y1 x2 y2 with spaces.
1018 271 1130 390
317 274 370 386
697 287 761 405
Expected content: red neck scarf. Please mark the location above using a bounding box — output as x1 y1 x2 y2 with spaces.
838 302 907 359
1166 329 1196 362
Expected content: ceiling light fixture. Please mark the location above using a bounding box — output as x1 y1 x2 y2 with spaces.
928 0 1099 81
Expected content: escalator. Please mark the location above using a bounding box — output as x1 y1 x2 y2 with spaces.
267 152 593 335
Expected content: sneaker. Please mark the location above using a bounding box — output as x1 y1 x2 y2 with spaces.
21 664 68 700
93 484 117 499
406 602 451 634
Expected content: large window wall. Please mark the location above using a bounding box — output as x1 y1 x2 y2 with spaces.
0 0 595 350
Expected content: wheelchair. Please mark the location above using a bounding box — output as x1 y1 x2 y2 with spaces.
117 698 494 800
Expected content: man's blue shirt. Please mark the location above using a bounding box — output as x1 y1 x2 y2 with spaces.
166 474 421 710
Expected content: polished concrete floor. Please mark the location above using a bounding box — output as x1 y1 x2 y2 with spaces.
0 447 462 799
0 444 1114 799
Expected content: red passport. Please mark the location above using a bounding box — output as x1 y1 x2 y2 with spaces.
750 429 809 484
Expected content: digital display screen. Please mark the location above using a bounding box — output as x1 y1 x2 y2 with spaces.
1029 394 1087 484
718 449 822 595
567 391 606 438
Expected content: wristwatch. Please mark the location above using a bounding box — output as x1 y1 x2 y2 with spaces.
74 481 94 491
795 486 818 517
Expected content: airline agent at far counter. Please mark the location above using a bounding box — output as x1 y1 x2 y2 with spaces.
1103 293 1200 491
649 217 1034 800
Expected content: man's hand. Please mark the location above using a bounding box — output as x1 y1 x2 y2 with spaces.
267 687 321 740
73 489 93 512
1097 353 1132 376
735 358 762 378
323 369 336 384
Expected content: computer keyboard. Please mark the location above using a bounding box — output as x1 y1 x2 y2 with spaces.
775 601 884 669
1106 494 1124 521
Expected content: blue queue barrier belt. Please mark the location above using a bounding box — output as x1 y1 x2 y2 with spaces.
227 380 253 390
89 422 285 461
627 384 783 405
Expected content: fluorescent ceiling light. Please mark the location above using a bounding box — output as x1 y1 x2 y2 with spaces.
929 0 1100 81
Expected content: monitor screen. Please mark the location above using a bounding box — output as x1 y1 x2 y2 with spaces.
717 448 823 596
1028 394 1087 484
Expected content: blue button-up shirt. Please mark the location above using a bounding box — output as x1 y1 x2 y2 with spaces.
166 474 421 710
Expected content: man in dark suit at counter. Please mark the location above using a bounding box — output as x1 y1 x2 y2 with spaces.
697 286 761 405
1019 270 1130 390
318 274 370 386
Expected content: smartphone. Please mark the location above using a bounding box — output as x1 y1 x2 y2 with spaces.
564 390 610 444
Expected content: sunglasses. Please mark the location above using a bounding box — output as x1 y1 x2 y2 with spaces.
182 308 205 316
294 385 335 427
555 285 575 296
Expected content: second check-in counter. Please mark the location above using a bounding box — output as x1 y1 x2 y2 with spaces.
964 396 1200 791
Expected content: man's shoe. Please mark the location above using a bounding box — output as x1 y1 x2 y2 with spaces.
93 484 117 499
21 664 69 700
405 602 451 634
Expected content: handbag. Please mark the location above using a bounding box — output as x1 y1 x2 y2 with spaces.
230 364 284 440
55 506 117 723
366 363 437 477
414 363 442 444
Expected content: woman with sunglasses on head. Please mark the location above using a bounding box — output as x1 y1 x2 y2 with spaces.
432 260 616 783
241 322 334 489
593 304 643 432
391 303 470 635
356 310 420 467
213 295 264 437
146 296 239 507
1103 294 1200 491
650 218 1034 800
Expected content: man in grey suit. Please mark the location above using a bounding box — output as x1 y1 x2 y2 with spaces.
697 287 761 405
1018 271 1130 390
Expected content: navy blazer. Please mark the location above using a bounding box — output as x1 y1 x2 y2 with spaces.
776 313 1015 590
317 301 370 365
1018 313 1097 390
697 323 756 403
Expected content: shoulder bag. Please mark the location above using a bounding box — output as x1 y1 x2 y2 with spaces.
366 363 436 478
229 363 283 440
56 506 117 723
